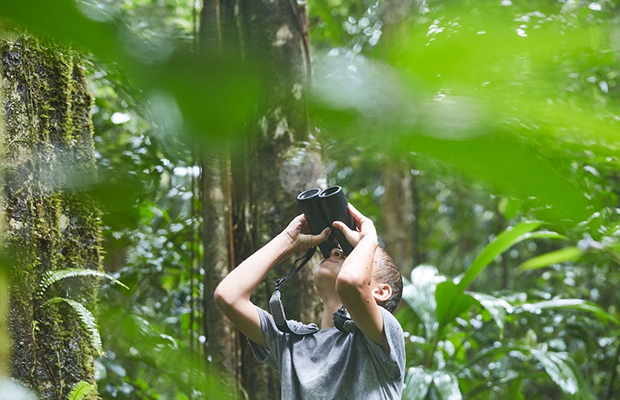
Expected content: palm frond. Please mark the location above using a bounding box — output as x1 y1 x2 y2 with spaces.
43 297 104 356
67 381 96 400
530 349 595 400
403 366 433 400
402 265 445 340
38 268 128 298
432 371 462 400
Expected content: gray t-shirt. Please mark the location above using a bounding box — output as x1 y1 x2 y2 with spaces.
248 306 406 400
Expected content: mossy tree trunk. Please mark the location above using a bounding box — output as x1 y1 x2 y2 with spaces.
1 37 102 400
200 0 317 399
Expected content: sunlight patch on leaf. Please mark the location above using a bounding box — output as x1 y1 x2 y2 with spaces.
519 298 619 325
402 265 445 340
432 371 462 400
403 367 433 400
468 292 514 336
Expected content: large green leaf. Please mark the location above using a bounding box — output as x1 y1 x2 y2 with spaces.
311 45 594 224
518 247 584 272
519 230 568 241
435 281 478 331
402 265 445 340
459 221 543 289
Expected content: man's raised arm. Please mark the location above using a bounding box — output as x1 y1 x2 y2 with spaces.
214 215 330 348
333 205 391 355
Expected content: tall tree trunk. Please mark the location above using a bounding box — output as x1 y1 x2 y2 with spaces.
1 37 101 400
381 162 414 278
200 0 317 399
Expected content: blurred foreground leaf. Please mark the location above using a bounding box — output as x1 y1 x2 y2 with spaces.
0 0 260 147
518 247 584 272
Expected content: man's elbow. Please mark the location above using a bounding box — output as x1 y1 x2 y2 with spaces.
336 273 368 297
214 284 234 312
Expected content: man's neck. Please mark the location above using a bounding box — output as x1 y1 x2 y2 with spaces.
320 296 341 329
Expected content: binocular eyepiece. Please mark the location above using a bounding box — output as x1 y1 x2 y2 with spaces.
297 186 356 258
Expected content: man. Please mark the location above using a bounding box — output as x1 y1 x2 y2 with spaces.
214 203 405 399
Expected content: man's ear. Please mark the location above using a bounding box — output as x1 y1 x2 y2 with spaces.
372 283 392 304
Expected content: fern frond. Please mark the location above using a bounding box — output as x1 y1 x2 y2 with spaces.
44 297 104 356
67 381 96 400
38 268 128 298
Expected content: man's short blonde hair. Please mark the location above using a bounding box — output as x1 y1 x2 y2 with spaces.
373 247 403 313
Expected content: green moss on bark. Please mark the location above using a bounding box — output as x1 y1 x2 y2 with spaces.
1 36 102 400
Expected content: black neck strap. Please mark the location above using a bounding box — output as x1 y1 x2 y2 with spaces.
270 246 357 336
275 247 316 291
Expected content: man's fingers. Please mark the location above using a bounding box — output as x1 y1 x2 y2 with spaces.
306 227 331 247
347 203 366 225
332 221 356 242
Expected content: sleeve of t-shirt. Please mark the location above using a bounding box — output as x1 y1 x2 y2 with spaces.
246 306 288 372
362 306 406 380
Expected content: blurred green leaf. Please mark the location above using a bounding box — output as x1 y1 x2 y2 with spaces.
468 292 514 336
498 197 522 220
520 231 568 241
518 247 584 272
520 299 619 325
460 221 542 289
530 350 596 400
435 281 478 332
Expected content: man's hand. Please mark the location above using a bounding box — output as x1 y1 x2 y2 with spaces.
332 204 378 248
282 214 331 252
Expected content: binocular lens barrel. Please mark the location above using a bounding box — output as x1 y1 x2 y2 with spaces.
297 186 356 258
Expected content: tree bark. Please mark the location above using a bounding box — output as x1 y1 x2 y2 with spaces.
200 0 317 398
381 162 414 278
1 37 101 400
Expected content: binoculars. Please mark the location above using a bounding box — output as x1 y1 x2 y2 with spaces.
297 186 356 258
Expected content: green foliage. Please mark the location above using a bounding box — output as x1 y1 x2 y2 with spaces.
399 220 611 399
529 350 596 400
66 381 96 400
435 221 545 332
